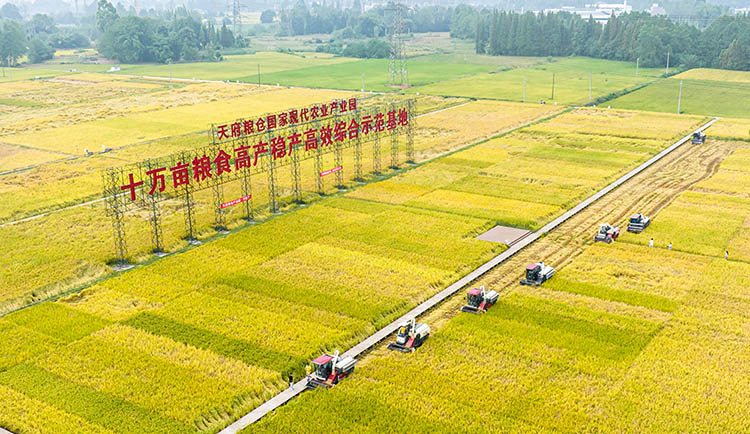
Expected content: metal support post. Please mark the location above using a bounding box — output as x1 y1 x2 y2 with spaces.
267 152 278 214
373 127 382 175
390 105 399 169
241 165 254 222
183 183 196 241
212 175 226 231
406 99 416 163
291 126 303 203
103 169 128 264
354 112 363 181
144 162 163 253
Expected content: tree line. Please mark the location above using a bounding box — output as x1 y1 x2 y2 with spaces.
1 11 90 66
95 0 245 64
475 11 750 70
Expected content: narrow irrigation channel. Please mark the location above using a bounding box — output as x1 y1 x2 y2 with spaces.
219 117 719 433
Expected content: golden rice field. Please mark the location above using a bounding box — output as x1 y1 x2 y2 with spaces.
249 136 750 434
3 62 749 434
673 68 750 83
706 117 750 141
0 95 555 314
0 95 707 433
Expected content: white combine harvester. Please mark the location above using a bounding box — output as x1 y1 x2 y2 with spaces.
387 318 430 353
520 262 555 286
627 213 651 233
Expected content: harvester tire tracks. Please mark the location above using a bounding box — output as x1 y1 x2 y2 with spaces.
218 119 719 433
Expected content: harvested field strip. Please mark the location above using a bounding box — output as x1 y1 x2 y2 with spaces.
249 120 737 434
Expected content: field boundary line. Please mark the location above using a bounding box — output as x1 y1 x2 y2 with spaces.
0 101 472 227
112 73 379 95
0 104 567 319
219 116 718 433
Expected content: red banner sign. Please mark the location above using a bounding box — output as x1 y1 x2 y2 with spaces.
220 195 252 209
319 166 342 177
215 98 358 142
120 107 409 201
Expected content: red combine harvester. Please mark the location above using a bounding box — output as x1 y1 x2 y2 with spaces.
387 318 431 353
306 350 356 390
594 223 620 243
461 285 499 314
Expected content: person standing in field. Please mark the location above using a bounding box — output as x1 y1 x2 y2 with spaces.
288 373 294 389
668 241 672 251
726 250 729 259
649 238 654 248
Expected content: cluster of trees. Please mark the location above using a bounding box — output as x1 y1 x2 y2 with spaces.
475 11 750 70
316 38 390 58
0 11 90 66
273 1 475 58
279 1 461 39
95 0 245 63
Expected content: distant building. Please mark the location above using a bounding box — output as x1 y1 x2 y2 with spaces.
541 0 632 24
585 1 633 16
649 3 667 16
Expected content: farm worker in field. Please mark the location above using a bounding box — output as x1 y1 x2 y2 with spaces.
289 373 294 389
726 250 729 260
649 238 654 248
668 242 672 251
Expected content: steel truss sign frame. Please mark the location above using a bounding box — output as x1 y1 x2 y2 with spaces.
103 97 416 264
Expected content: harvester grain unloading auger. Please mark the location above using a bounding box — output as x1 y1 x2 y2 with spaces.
387 318 430 353
305 350 357 390
594 223 620 243
520 262 555 286
461 285 499 314
627 213 650 233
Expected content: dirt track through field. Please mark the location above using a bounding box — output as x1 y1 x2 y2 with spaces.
470 135 733 296
219 119 719 433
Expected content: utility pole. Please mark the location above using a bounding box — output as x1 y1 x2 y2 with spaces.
551 72 555 101
589 71 592 102
665 51 670 76
523 76 526 103
169 60 172 89
257 64 261 87
635 57 639 84
7 57 11 81
677 79 683 114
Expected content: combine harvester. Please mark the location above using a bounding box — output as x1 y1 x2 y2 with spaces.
692 132 707 144
627 213 651 233
520 262 555 286
306 350 356 389
387 318 430 353
461 286 499 314
594 223 620 243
